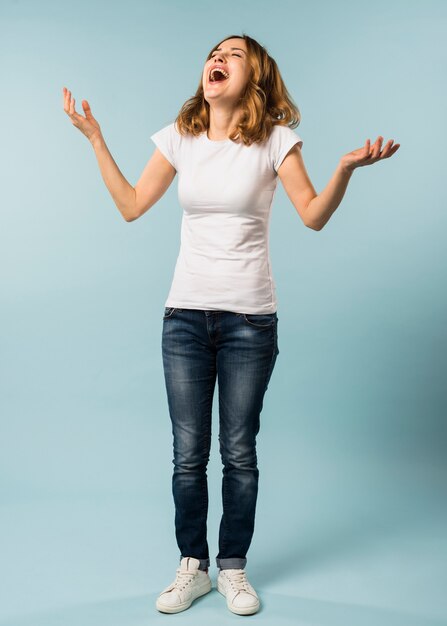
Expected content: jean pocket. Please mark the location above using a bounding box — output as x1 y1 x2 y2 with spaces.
163 307 181 320
242 312 277 328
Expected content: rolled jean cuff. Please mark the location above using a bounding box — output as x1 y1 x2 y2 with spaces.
216 557 247 570
180 554 210 570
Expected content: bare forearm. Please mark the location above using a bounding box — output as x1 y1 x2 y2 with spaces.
90 134 136 221
305 162 353 230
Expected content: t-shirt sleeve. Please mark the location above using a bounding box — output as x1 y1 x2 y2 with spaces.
271 125 304 174
150 122 179 171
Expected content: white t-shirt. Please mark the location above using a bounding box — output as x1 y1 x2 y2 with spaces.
150 122 303 314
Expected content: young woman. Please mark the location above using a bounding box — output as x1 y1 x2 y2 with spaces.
63 33 399 617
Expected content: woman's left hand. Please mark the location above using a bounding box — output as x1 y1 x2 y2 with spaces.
340 136 400 173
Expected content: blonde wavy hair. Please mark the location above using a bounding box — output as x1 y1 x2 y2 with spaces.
174 33 302 146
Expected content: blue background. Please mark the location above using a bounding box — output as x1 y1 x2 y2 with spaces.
1 0 446 624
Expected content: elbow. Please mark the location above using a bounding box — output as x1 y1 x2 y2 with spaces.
305 220 323 231
303 197 323 231
123 188 139 222
121 211 134 222
122 205 139 223
124 205 148 222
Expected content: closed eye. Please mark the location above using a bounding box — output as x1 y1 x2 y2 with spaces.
211 53 242 58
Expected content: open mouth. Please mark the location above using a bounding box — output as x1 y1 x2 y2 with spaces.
209 67 229 83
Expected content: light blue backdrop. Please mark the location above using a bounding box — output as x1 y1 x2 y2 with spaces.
1 0 446 624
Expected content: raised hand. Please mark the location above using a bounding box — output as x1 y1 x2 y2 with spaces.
340 136 400 173
62 86 103 143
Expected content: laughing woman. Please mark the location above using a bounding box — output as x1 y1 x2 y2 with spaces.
63 32 399 616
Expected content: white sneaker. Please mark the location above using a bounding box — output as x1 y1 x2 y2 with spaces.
156 557 212 613
217 568 260 615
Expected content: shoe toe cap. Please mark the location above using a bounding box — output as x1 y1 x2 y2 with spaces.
158 590 181 607
232 591 259 609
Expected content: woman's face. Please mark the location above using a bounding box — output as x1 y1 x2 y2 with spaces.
202 38 251 106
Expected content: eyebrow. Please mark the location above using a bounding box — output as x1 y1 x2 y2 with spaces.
213 47 246 54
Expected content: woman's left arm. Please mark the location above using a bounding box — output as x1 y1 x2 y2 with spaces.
278 136 400 231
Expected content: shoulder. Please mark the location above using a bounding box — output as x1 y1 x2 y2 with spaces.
269 123 303 144
150 121 185 171
268 124 304 174
151 121 180 139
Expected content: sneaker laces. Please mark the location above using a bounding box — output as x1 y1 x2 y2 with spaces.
170 568 197 591
225 569 252 593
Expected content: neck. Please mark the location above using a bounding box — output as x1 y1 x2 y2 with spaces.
207 106 241 140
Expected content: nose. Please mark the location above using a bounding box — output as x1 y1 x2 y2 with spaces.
212 52 224 63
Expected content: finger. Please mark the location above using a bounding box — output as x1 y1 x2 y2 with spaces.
372 135 383 157
67 92 86 124
66 89 73 114
380 139 394 157
382 141 400 158
63 87 70 113
66 90 80 123
82 99 93 119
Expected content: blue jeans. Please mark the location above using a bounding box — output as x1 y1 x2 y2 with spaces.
161 307 279 571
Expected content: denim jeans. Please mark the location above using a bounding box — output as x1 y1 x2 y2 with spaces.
161 307 279 571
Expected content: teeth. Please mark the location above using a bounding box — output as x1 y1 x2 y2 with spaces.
209 67 229 82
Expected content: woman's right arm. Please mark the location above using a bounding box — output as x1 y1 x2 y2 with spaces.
63 87 176 222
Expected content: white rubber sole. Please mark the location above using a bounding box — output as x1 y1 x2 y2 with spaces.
156 578 212 614
217 578 260 615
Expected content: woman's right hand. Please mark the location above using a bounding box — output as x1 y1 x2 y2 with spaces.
62 87 103 144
